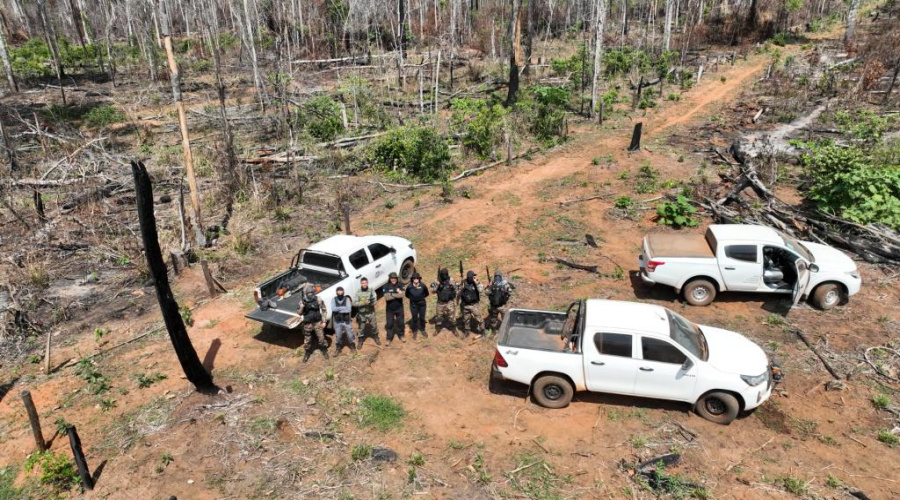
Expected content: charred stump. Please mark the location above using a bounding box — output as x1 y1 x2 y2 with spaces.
628 123 643 152
131 161 214 392
67 425 94 490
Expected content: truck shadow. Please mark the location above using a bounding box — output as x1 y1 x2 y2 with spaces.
628 271 793 316
253 324 305 350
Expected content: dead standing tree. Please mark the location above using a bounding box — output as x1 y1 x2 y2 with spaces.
506 0 522 106
131 160 215 392
161 27 207 249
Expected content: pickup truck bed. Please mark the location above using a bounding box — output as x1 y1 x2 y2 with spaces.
245 268 342 329
501 310 570 352
646 233 714 258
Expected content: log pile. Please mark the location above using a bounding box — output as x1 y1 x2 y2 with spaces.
703 138 900 265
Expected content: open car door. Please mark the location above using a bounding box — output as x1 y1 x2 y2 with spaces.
792 259 811 306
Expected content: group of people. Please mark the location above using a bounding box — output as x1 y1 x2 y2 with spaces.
296 268 514 362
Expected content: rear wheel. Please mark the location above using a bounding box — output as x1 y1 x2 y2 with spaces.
683 279 717 306
399 259 416 284
811 283 842 310
532 375 574 409
695 391 740 424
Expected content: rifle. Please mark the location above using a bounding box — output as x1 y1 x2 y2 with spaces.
458 260 464 280
486 265 492 286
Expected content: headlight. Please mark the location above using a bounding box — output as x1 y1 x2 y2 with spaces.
741 372 767 386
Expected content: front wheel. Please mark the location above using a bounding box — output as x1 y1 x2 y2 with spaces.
399 259 415 285
683 279 717 306
810 283 842 310
532 375 574 409
695 391 740 424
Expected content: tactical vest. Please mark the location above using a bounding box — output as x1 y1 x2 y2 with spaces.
488 284 510 308
407 284 428 304
436 281 456 302
460 282 479 305
356 289 375 314
302 296 322 323
333 296 351 323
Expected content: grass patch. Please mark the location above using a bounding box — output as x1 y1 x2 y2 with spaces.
876 430 899 447
24 451 79 493
351 444 373 461
134 372 167 389
359 395 405 432
504 454 571 499
777 475 808 496
872 393 891 410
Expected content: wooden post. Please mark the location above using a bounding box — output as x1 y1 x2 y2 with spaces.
598 102 603 125
201 261 217 298
342 203 351 235
67 425 94 490
131 161 215 391
20 391 46 452
628 123 643 152
43 330 52 375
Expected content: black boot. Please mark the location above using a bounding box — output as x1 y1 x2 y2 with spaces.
321 348 330 359
303 350 312 363
374 335 382 346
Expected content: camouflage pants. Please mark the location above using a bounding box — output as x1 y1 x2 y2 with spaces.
356 311 380 346
434 301 457 334
460 303 483 335
301 322 326 352
486 306 507 336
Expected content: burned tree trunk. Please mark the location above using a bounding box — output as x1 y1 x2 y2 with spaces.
506 0 522 106
628 123 642 151
131 161 214 392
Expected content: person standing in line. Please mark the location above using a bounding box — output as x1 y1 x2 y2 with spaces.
355 277 380 348
297 285 329 362
405 272 429 339
485 269 514 337
458 270 485 338
431 268 459 337
331 287 356 355
381 272 406 346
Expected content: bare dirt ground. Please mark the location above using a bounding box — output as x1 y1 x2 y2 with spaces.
2 42 899 500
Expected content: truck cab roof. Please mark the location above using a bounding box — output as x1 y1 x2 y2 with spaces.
583 299 670 336
708 224 781 245
307 234 403 257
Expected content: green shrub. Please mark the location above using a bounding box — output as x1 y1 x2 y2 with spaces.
872 394 891 410
877 430 899 447
10 39 52 79
366 126 451 182
24 451 79 493
656 195 699 228
804 144 900 230
772 32 789 47
300 95 345 141
75 357 110 395
615 196 634 209
359 394 406 431
833 110 894 142
450 98 508 159
351 444 373 461
84 105 124 128
523 86 569 141
777 475 808 496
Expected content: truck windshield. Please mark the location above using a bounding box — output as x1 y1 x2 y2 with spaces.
779 232 814 262
666 310 709 361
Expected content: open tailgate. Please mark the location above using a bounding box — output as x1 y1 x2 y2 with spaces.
245 293 304 329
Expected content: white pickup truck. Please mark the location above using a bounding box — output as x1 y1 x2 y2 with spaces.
638 224 861 310
246 234 417 328
492 299 779 424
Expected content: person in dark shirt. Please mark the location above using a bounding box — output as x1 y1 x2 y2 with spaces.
405 272 430 339
381 272 406 345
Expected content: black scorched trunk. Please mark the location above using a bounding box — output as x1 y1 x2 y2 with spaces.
131 160 214 391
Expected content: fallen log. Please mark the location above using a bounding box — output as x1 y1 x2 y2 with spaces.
551 257 597 273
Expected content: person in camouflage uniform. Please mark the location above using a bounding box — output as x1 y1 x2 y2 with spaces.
355 277 380 348
458 270 485 338
297 285 329 362
431 268 458 336
485 269 514 337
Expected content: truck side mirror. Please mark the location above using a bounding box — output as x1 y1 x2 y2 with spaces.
809 263 819 273
681 358 694 371
389 246 397 254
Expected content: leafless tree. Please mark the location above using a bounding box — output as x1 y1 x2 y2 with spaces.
590 0 607 118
